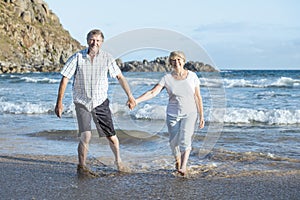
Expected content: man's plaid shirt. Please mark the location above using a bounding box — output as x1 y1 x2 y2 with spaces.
61 48 121 111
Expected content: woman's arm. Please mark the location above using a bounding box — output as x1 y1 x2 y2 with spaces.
194 85 205 128
136 84 164 105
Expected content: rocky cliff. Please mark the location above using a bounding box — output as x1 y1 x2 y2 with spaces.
0 0 217 73
0 0 83 73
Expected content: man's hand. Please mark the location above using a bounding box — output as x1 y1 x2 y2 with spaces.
55 76 69 118
55 103 63 118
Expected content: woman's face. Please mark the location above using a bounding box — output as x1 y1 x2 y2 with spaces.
170 56 185 68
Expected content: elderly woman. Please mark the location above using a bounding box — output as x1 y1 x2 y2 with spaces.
130 51 205 176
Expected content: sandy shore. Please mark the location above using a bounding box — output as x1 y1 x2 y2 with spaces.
1 154 299 200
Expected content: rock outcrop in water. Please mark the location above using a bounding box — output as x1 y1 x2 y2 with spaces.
116 57 218 72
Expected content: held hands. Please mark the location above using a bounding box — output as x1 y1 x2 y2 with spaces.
127 96 137 110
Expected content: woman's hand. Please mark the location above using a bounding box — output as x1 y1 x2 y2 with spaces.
127 97 136 110
199 118 205 129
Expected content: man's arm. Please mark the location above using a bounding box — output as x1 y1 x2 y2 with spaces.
116 73 135 109
55 76 69 118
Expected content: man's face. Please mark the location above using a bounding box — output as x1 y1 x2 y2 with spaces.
87 34 103 53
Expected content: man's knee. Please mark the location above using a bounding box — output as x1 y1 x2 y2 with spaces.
107 135 118 144
79 131 92 144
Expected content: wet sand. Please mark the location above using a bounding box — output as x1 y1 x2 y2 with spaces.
1 154 299 200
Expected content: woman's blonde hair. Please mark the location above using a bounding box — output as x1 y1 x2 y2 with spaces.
168 51 186 63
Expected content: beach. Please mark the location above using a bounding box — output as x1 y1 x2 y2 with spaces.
1 70 300 199
1 154 299 200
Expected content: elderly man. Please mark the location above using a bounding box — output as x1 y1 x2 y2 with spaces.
55 29 135 177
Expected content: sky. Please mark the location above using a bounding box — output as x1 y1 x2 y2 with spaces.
44 0 300 70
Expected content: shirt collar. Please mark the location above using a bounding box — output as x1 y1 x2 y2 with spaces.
82 48 89 59
82 48 102 59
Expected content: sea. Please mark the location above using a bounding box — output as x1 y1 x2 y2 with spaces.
1 70 299 176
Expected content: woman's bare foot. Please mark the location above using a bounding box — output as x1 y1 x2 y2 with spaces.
175 161 180 171
178 167 187 176
175 156 181 170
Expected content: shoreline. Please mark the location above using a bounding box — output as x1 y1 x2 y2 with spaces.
1 154 299 200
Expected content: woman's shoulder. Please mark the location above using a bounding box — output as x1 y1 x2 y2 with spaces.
162 72 172 78
187 70 198 78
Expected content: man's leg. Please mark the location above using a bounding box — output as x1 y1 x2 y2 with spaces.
107 135 131 172
106 135 124 170
77 131 99 177
78 131 92 166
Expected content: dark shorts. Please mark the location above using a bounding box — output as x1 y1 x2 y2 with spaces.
75 99 116 137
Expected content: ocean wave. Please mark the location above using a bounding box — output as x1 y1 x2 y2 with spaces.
0 101 53 114
19 77 60 84
125 77 160 86
222 108 300 125
133 104 166 120
1 98 299 125
0 100 74 115
112 102 300 125
110 103 166 120
223 77 300 88
1 74 60 84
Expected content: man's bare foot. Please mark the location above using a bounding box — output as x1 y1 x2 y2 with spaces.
115 161 131 173
77 164 99 178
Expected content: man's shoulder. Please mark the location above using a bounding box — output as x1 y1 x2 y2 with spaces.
77 48 88 55
69 48 88 58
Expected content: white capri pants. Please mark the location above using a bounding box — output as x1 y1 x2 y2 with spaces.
166 112 198 157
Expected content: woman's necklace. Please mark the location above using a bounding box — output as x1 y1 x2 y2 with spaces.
172 70 187 79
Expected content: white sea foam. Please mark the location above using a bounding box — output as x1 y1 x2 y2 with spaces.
1 97 299 125
111 102 300 125
125 77 160 86
222 108 300 125
20 77 60 84
223 77 300 88
110 102 166 120
0 101 53 114
0 99 74 115
133 104 166 120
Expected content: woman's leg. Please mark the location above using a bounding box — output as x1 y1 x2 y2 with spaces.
167 115 181 169
178 112 198 175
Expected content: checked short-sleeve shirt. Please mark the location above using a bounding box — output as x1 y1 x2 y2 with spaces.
61 48 121 111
